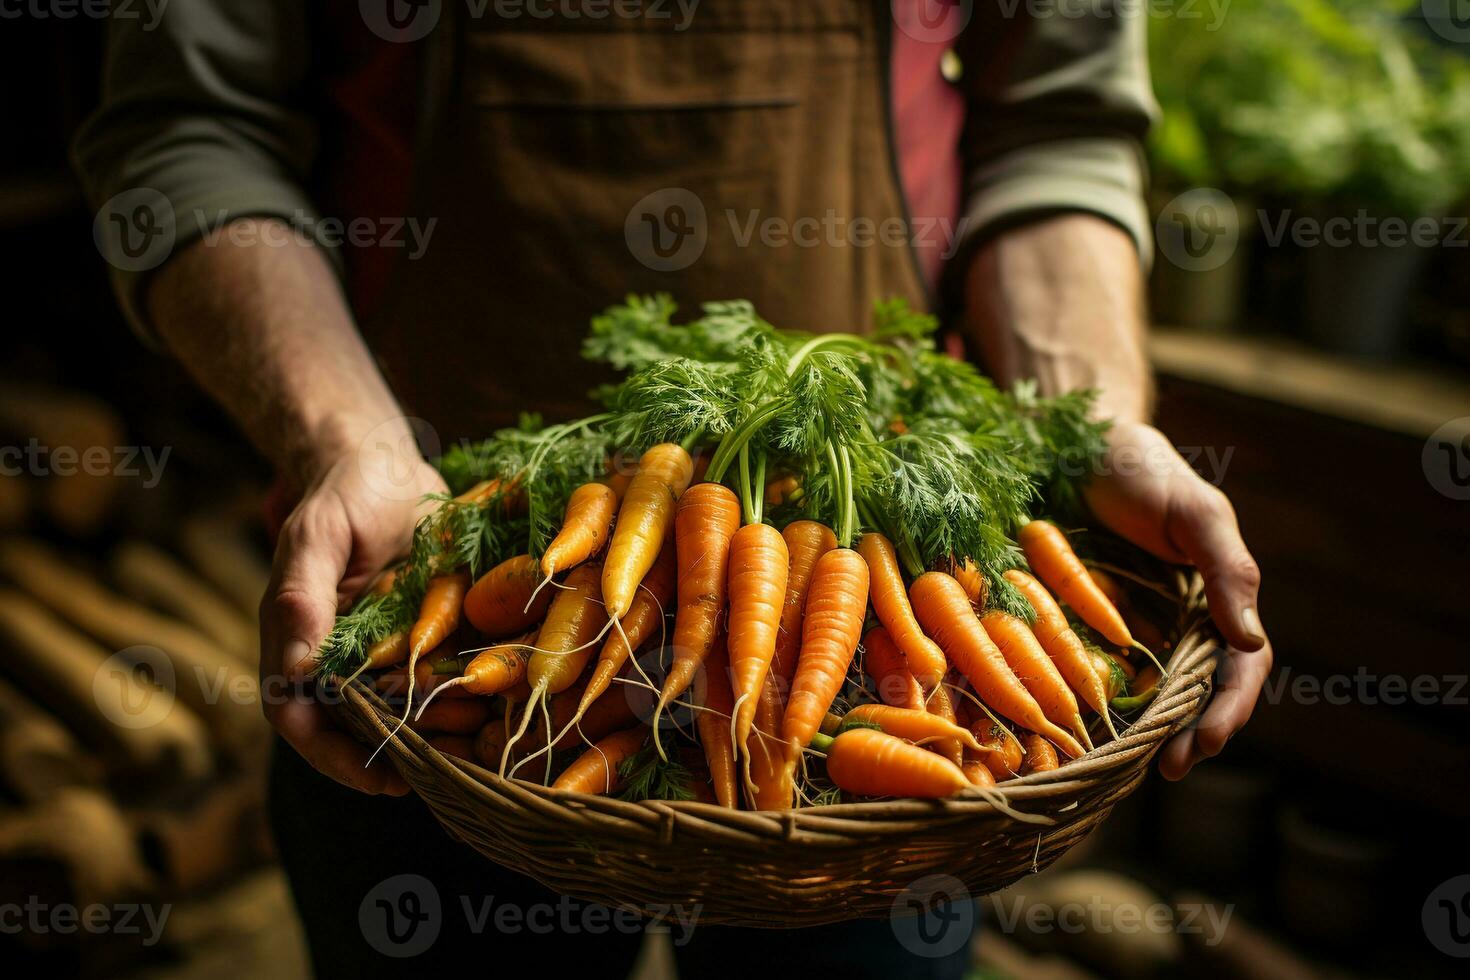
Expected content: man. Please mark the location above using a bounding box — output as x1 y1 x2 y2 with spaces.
76 2 1271 976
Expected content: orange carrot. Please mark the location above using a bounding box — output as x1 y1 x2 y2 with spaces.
970 720 1024 782
657 483 740 716
745 670 792 809
1020 732 1060 774
922 683 966 768
426 734 476 762
951 559 988 609
578 535 676 714
980 608 1092 752
861 626 924 711
781 548 869 779
445 630 537 696
552 686 638 752
1087 567 1129 611
551 727 648 795
463 555 552 636
962 758 997 788
410 571 469 662
820 728 969 799
1018 521 1160 673
410 697 493 735
400 570 470 711
841 704 981 752
602 443 694 619
764 474 800 507
696 633 739 809
772 521 838 685
726 523 789 771
541 483 618 577
859 533 947 694
357 629 408 675
909 572 1085 760
1005 569 1117 738
473 721 507 768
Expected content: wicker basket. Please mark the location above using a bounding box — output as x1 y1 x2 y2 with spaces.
336 569 1219 927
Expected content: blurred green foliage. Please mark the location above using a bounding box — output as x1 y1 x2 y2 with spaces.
1148 0 1470 213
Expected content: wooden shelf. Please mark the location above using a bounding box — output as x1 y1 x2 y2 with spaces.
1149 328 1470 438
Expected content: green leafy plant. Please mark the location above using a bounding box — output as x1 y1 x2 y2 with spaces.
1149 0 1470 214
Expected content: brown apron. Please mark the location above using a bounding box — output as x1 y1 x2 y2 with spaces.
366 0 926 444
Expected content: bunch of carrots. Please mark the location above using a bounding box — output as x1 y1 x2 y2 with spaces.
318 297 1170 805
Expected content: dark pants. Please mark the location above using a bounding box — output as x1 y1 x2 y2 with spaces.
268 740 975 979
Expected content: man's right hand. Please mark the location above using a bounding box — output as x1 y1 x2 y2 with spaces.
259 428 448 795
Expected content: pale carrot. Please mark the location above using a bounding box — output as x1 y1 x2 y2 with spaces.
602 443 694 619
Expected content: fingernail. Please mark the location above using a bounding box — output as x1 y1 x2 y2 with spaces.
1240 607 1265 646
283 639 312 675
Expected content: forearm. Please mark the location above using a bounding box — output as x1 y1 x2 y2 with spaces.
147 219 411 486
962 215 1152 426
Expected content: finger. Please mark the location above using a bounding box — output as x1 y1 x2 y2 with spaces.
1157 640 1273 780
262 505 354 680
1166 487 1267 652
1158 727 1196 781
267 694 408 796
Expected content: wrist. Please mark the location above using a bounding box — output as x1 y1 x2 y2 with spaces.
284 409 425 491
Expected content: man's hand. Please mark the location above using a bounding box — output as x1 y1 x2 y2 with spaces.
260 435 447 795
146 223 449 795
964 214 1271 778
1083 421 1271 780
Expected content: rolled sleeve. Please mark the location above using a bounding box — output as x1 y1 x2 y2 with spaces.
952 4 1159 274
72 1 322 344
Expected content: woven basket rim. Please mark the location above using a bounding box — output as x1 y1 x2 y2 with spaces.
340 570 1220 841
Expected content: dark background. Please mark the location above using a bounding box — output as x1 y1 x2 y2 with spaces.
1 7 1467 980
